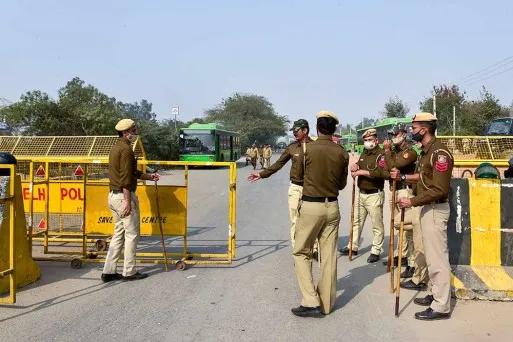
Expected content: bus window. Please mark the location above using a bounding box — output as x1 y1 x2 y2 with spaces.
180 133 215 154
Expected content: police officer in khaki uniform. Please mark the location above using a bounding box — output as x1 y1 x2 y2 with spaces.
248 144 259 170
291 111 348 317
263 144 272 168
395 112 453 320
340 128 388 263
101 119 159 282
258 145 265 169
247 119 312 250
383 124 418 279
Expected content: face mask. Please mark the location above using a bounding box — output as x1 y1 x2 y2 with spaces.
411 130 424 142
127 133 138 143
392 136 405 145
363 141 376 150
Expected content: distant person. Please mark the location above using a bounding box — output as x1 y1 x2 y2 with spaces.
245 146 252 166
248 144 259 170
101 119 159 282
263 144 272 168
258 145 265 169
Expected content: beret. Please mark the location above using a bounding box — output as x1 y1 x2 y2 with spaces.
412 112 437 122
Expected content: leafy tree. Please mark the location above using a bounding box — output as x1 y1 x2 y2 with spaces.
419 85 465 135
356 117 376 130
205 93 288 147
338 123 355 135
382 96 409 118
459 87 509 135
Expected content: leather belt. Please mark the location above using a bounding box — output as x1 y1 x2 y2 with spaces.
110 189 123 194
396 184 411 190
359 189 381 195
302 195 337 202
291 180 304 186
432 199 448 204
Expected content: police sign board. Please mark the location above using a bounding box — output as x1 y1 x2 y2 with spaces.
84 184 187 236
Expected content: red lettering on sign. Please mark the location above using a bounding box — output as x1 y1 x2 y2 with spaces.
37 188 45 201
23 187 30 200
61 188 68 200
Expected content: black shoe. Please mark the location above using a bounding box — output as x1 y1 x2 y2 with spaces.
414 295 434 306
400 279 426 290
414 307 450 321
312 251 319 262
367 253 380 263
101 273 123 283
400 266 415 279
339 247 358 256
382 256 408 267
122 272 148 281
291 305 324 318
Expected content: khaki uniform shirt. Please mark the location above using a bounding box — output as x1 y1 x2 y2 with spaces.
260 140 309 184
263 147 272 158
410 137 453 207
357 146 389 191
302 136 349 197
109 138 142 192
248 147 259 158
384 143 418 189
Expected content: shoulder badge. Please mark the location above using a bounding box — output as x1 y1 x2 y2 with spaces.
434 154 449 172
378 155 386 168
402 152 409 159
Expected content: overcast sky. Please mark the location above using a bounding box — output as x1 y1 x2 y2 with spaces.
1 0 512 128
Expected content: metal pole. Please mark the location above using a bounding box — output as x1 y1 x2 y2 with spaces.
433 92 437 118
453 106 456 136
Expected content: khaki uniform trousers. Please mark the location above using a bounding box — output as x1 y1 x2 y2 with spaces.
264 157 271 168
411 206 429 285
293 200 340 314
392 188 414 267
288 183 318 253
348 191 385 255
103 191 141 277
420 203 451 313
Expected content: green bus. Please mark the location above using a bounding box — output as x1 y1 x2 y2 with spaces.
355 117 412 153
340 133 357 152
179 123 241 162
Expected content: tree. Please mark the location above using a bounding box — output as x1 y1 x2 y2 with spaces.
356 117 376 130
459 87 509 135
205 93 288 147
419 85 466 135
382 96 409 118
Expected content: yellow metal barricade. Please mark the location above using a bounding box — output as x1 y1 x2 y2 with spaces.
0 165 16 304
22 159 237 269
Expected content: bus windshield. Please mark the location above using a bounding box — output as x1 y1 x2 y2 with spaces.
486 118 512 135
180 133 215 154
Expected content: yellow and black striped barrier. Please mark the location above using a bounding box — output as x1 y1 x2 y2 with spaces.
449 178 513 300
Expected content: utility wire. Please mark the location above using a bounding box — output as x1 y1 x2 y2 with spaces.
458 55 513 84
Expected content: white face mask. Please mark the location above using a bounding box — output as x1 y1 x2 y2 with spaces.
364 141 376 150
392 135 405 145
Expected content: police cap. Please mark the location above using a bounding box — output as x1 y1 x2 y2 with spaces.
362 128 377 139
316 111 339 125
115 118 136 131
412 112 437 122
290 119 309 131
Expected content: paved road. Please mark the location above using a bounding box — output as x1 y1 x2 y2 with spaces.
1 155 512 341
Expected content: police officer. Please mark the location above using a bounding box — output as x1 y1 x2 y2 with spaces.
248 143 259 170
340 129 388 263
101 119 159 282
383 124 418 278
395 112 453 320
291 111 349 317
247 119 311 250
263 144 272 169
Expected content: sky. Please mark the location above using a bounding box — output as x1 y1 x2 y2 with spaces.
1 0 513 129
